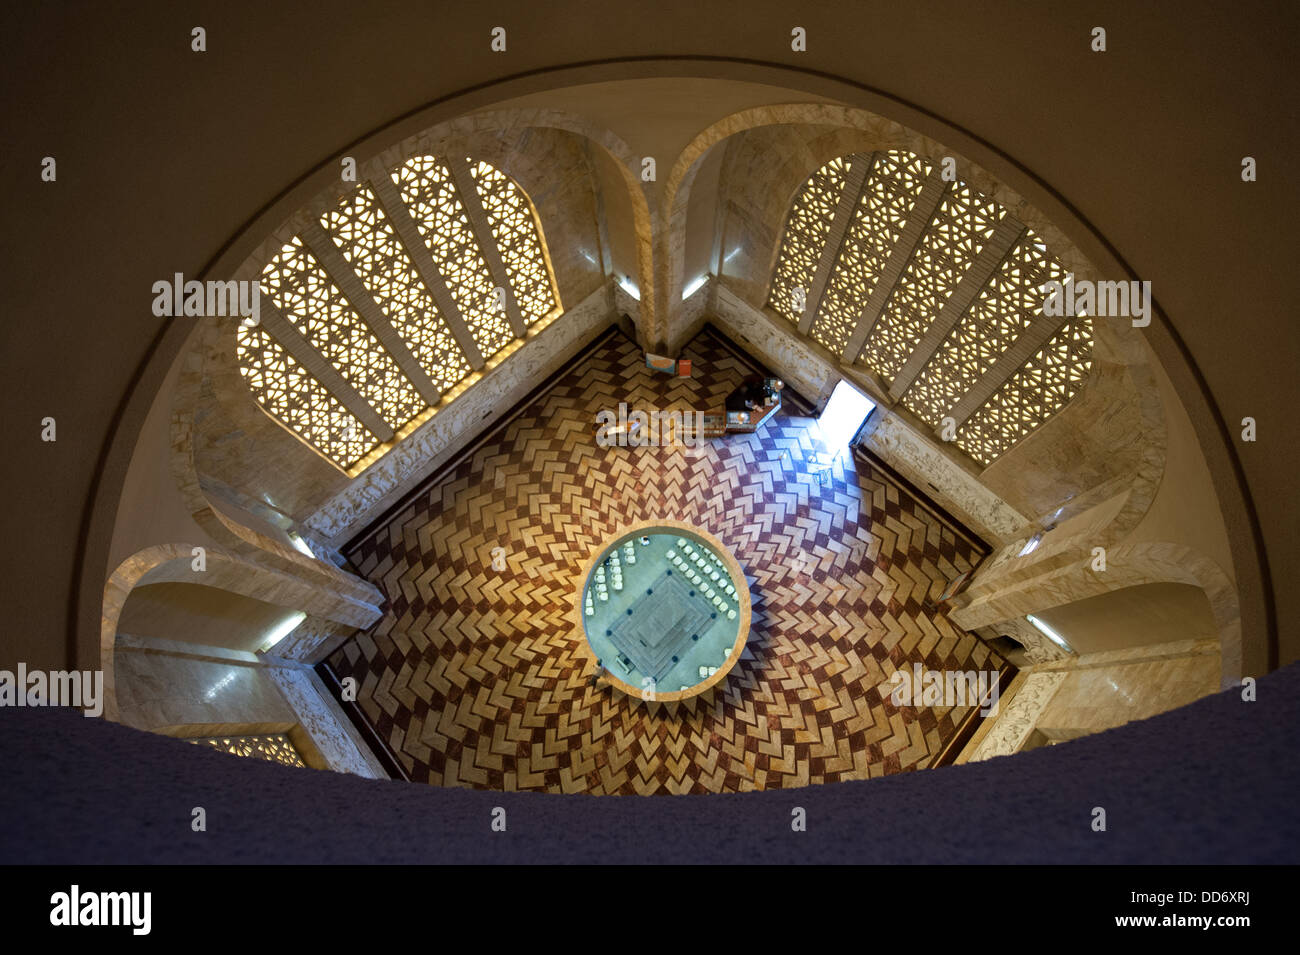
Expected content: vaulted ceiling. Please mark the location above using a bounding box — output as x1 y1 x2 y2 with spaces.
1 1 1291 686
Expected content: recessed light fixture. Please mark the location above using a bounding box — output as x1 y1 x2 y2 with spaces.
1027 614 1074 653
287 531 315 558
1018 532 1044 556
681 274 708 300
260 611 307 654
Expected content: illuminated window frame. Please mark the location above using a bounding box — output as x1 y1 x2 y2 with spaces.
766 151 1095 468
237 156 562 473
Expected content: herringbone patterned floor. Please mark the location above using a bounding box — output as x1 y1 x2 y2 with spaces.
328 328 1001 793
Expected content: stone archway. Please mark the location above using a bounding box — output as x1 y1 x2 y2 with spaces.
100 542 382 721
951 539 1241 685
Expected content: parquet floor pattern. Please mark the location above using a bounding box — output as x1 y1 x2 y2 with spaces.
329 329 1000 793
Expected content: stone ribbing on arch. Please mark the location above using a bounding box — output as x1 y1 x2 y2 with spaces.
368 175 486 371
445 154 527 339
298 219 444 406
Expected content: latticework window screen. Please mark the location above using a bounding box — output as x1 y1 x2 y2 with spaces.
768 155 851 323
857 184 1004 380
811 151 931 355
392 157 514 361
261 236 426 431
955 317 1095 466
235 324 375 468
903 230 1066 426
470 160 558 325
765 151 1094 467
321 186 471 393
237 156 560 471
190 734 307 768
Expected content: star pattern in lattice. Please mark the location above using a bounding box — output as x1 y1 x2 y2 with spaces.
956 316 1095 465
903 229 1067 426
190 734 307 767
764 149 1096 469
392 157 515 361
858 183 1005 382
811 151 931 355
236 155 561 472
469 160 560 325
767 155 851 323
321 185 471 394
235 324 376 467
260 236 425 430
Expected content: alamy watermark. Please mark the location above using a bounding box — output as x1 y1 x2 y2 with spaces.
890 664 1001 716
596 402 704 448
151 273 260 326
0 664 104 717
1042 276 1151 327
50 885 151 935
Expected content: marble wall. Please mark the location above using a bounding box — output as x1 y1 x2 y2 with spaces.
961 638 1221 761
114 633 384 778
1033 639 1222 733
861 411 1032 544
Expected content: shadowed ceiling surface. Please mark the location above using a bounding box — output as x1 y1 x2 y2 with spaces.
1 1 1293 683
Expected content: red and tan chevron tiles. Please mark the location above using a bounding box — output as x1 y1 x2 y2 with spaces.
327 328 1002 794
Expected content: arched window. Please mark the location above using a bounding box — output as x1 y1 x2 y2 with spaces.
237 156 561 472
767 150 1093 467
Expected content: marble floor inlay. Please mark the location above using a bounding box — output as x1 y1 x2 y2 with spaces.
327 328 1003 793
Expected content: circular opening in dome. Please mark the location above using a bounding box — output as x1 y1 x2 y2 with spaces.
577 521 750 702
